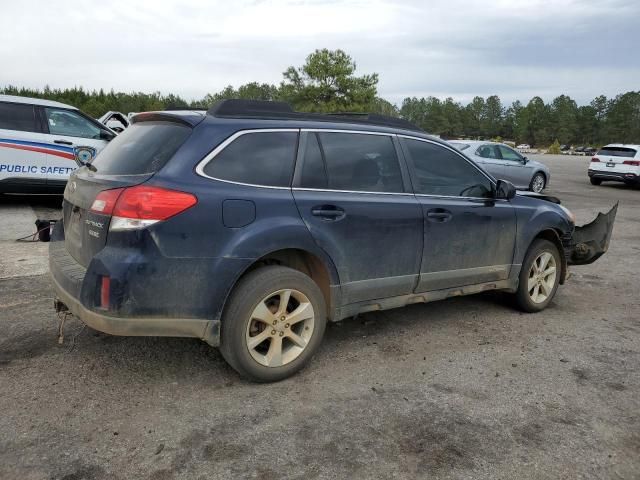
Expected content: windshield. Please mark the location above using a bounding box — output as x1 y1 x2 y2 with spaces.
91 121 191 174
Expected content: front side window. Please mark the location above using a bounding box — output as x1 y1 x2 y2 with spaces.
404 139 493 198
0 102 38 133
45 107 103 139
203 131 298 187
497 145 523 162
300 132 404 193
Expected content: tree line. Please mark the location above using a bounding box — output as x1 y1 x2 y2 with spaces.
2 49 638 146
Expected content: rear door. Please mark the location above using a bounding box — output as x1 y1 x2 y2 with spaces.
0 101 49 190
399 137 517 292
62 120 192 267
292 130 423 305
40 106 111 189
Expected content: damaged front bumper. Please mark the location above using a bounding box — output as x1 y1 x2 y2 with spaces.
564 203 618 265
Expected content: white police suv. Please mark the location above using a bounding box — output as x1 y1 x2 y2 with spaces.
0 94 115 193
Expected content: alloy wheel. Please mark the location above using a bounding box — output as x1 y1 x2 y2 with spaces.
245 289 315 367
532 174 545 193
527 251 557 303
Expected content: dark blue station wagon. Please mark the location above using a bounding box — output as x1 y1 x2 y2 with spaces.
50 100 616 381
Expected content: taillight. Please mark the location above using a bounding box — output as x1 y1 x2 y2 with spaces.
90 188 124 214
623 160 640 166
591 157 600 162
100 276 110 310
110 185 197 231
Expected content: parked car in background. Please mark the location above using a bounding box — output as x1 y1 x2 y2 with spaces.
49 99 616 382
560 144 570 152
449 140 550 192
0 94 116 193
589 144 640 186
97 111 130 133
583 147 597 156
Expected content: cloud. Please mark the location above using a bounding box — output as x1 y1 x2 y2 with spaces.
0 0 638 105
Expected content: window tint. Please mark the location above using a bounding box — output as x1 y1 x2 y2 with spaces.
300 133 327 189
203 131 297 187
91 121 191 175
497 145 522 161
0 102 38 132
309 132 404 193
45 107 102 139
597 147 637 158
477 145 499 159
404 139 493 198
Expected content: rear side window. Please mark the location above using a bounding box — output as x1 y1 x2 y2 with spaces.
0 102 38 133
300 132 404 193
403 139 493 198
203 131 298 187
451 143 470 151
91 121 191 175
597 147 637 158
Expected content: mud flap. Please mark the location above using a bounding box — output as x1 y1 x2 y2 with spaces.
567 203 618 265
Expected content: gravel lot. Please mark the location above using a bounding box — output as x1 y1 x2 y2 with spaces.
0 154 638 480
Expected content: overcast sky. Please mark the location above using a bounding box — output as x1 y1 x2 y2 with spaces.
1 0 638 106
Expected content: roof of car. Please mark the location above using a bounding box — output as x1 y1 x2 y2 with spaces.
0 94 78 110
602 143 640 149
449 140 493 147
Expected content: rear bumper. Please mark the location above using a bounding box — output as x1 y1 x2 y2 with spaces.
588 169 639 184
47 221 251 347
52 272 220 346
563 203 618 265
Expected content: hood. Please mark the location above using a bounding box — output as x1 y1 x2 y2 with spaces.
517 191 561 204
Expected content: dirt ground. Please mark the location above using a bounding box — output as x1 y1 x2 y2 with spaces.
0 154 638 480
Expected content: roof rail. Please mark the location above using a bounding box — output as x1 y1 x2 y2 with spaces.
207 99 423 132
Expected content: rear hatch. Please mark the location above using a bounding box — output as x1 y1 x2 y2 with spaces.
592 146 638 171
63 118 194 267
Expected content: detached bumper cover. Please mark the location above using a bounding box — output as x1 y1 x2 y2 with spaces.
565 203 618 265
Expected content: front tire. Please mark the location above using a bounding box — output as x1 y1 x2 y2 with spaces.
220 266 327 382
530 172 546 193
590 177 602 186
514 239 561 312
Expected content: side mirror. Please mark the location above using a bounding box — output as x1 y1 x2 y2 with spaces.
495 179 516 200
100 130 116 141
522 156 529 164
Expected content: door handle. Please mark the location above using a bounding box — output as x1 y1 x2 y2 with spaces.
54 139 73 145
311 205 345 221
426 209 452 222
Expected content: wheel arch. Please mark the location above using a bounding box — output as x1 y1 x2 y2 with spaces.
221 247 340 322
529 228 567 285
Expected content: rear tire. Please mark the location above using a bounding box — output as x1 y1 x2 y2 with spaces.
529 172 546 193
590 177 602 186
514 239 561 313
220 265 327 382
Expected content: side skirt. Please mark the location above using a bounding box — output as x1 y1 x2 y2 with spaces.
333 277 518 322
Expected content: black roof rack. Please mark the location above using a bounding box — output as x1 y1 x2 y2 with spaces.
207 99 423 132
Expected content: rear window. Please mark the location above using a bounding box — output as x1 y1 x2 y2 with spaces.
91 121 191 175
597 147 637 158
450 143 470 151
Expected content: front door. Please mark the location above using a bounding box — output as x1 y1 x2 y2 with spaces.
399 137 517 292
497 144 533 188
40 106 110 188
292 131 423 305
